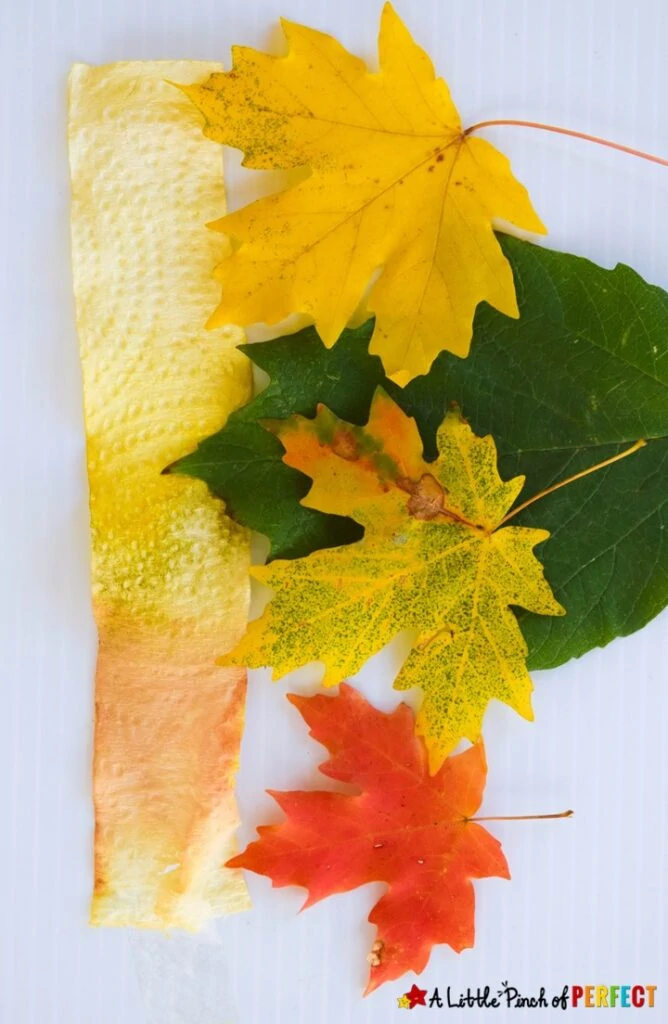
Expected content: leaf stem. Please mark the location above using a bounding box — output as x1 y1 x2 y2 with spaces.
464 119 668 169
468 809 574 823
500 439 646 525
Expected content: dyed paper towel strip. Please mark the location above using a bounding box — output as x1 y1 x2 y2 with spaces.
69 61 251 928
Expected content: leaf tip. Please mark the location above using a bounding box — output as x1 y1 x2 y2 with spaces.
363 959 387 998
286 690 309 716
164 77 188 95
205 307 223 330
380 0 398 23
519 700 535 724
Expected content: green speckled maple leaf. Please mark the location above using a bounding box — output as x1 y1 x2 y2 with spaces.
221 390 563 769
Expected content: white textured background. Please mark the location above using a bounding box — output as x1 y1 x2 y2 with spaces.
1 0 668 1021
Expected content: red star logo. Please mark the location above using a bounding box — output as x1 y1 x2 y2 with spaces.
406 984 428 1008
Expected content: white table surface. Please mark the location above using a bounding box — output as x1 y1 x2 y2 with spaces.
1 0 667 1020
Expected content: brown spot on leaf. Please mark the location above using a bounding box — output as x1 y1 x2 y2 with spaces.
402 473 447 520
367 939 384 967
436 152 445 162
331 428 359 461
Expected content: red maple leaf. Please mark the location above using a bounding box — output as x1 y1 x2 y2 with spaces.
406 983 428 1008
227 684 510 991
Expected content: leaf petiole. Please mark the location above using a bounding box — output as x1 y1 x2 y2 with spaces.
467 809 574 823
464 119 668 169
500 439 646 525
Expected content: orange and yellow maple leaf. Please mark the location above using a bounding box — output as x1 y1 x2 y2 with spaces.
221 390 564 769
228 684 510 992
182 4 546 384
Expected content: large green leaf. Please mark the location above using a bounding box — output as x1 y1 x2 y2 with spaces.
171 236 668 671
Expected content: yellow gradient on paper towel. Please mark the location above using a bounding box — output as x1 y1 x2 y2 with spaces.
69 61 251 928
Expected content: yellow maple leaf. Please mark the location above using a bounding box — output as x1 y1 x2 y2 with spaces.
181 4 545 385
221 390 564 770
